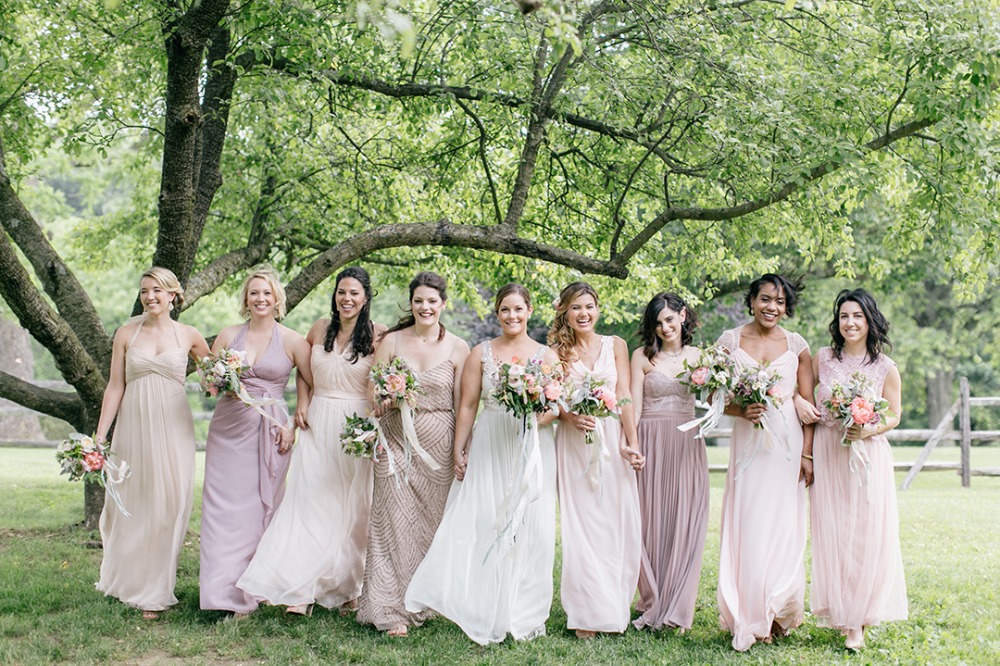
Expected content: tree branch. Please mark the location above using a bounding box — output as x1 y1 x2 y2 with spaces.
0 371 84 425
455 99 503 225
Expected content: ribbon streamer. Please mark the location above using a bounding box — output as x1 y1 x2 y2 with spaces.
370 416 401 488
677 389 726 438
234 384 289 432
490 413 544 560
583 419 611 496
102 458 131 517
732 407 791 480
845 436 873 489
400 403 441 471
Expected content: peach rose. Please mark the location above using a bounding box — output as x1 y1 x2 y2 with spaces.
82 451 105 472
690 366 711 386
601 390 618 411
850 396 876 425
385 373 407 396
543 383 563 401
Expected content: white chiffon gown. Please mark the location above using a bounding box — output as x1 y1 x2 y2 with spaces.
405 341 557 644
236 341 374 609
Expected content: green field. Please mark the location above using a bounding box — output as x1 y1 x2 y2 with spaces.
1 445 998 665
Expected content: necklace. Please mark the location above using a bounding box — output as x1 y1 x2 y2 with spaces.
661 347 683 358
414 326 440 343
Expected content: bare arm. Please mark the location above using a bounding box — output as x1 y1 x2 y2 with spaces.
95 326 130 443
797 348 815 487
630 348 648 426
614 336 644 470
452 345 482 481
370 332 397 418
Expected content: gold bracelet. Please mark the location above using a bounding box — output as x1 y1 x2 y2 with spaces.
801 454 813 460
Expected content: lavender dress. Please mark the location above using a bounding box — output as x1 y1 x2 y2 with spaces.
200 322 293 613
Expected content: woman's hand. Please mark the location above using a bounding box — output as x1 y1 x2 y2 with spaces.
794 393 821 425
454 448 469 481
277 426 296 454
620 445 645 471
845 423 868 441
565 412 597 435
294 398 310 431
740 402 767 425
372 396 393 418
799 456 814 486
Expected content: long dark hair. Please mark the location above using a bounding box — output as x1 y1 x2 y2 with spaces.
385 271 448 341
744 273 803 318
829 288 891 363
323 267 376 363
639 292 699 361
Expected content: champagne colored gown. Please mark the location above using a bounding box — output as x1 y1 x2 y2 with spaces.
96 320 195 611
237 341 375 609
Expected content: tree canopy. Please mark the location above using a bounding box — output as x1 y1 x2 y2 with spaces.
2 0 999 441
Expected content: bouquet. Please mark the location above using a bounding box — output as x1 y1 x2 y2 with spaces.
566 373 630 445
370 357 437 470
676 345 736 438
493 357 567 426
55 433 130 516
339 414 382 458
196 349 249 398
730 363 783 430
824 371 895 447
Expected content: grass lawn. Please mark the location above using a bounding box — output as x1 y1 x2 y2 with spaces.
1 444 998 665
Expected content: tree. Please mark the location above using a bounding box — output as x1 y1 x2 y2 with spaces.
2 0 998 524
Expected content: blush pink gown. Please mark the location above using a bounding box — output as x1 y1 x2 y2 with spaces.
716 326 808 651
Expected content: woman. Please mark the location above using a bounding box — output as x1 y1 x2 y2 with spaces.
630 293 708 632
405 284 558 644
199 264 313 617
237 267 385 615
809 288 907 650
548 281 644 639
356 271 469 636
716 273 815 651
95 267 210 620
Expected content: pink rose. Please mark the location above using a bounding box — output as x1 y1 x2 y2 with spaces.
850 396 876 425
690 366 710 386
601 390 618 411
767 385 780 397
208 385 219 397
82 451 104 472
385 373 407 396
543 383 563 401
527 384 543 397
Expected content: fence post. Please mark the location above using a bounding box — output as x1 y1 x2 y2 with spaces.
960 376 971 488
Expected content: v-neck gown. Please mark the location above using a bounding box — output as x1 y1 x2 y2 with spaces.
200 322 294 613
237 342 375 609
556 335 642 633
715 326 808 651
96 322 195 611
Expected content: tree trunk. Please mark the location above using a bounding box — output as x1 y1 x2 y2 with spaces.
926 368 955 435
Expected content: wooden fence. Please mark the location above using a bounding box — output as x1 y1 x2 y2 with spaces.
4 377 1000 487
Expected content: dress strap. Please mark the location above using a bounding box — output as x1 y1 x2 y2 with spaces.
481 339 497 377
170 320 183 349
232 322 250 348
126 317 145 349
531 344 546 362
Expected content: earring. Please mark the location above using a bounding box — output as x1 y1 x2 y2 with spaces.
748 307 754 316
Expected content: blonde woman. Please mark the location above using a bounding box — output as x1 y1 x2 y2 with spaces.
95 267 210 620
199 264 312 617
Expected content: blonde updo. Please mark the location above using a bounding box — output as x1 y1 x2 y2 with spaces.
140 266 185 311
239 264 287 321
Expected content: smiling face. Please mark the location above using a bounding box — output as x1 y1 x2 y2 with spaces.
497 293 532 337
654 304 686 349
411 285 445 327
335 276 367 324
245 277 277 320
139 276 174 315
567 293 599 334
838 299 869 347
750 282 786 328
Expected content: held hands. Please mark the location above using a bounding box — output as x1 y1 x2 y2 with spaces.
620 445 645 471
294 399 310 431
793 393 821 425
741 402 767 425
454 448 469 481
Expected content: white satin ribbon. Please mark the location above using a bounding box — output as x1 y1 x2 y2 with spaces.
677 390 726 438
845 437 873 489
371 416 401 487
583 419 611 496
102 458 131 517
489 413 544 561
400 403 440 471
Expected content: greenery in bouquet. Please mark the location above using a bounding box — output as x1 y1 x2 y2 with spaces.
370 357 421 408
339 413 382 459
493 357 567 426
566 373 631 444
731 363 783 430
197 348 249 398
677 344 735 397
824 371 895 446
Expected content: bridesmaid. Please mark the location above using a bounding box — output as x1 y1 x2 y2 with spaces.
95 267 210 620
199 264 312 617
810 289 907 650
630 293 709 632
356 271 469 637
548 281 644 639
716 274 815 651
405 283 558 644
237 267 385 615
